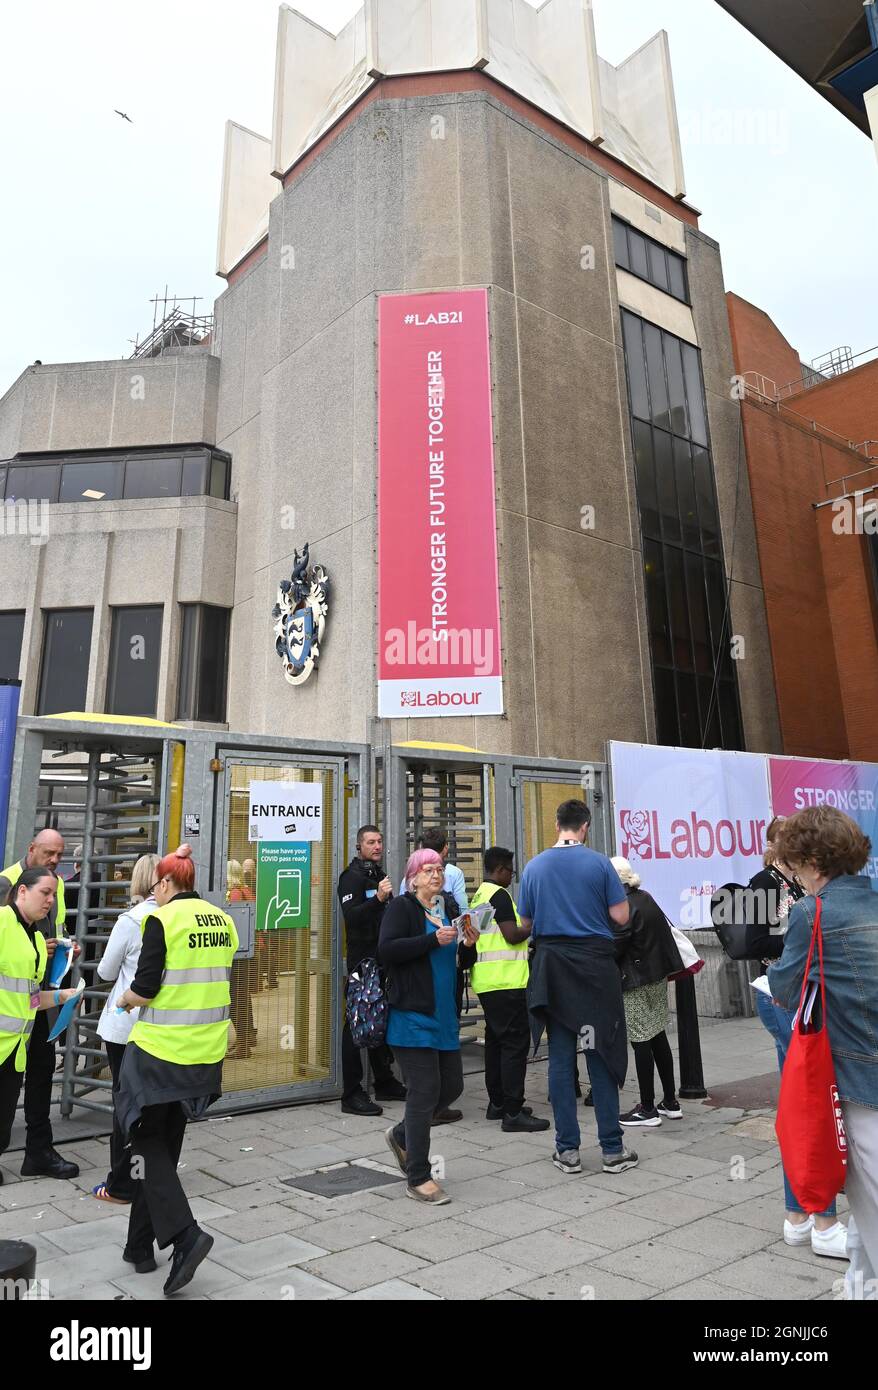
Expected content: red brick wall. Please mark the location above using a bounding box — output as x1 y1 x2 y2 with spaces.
740 398 850 759
816 508 878 761
727 292 802 396
794 361 878 459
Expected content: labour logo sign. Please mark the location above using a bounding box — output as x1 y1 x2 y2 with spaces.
610 743 772 929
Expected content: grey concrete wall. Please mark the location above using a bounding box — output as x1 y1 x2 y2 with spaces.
219 88 776 760
685 227 782 754
0 497 236 721
0 353 220 455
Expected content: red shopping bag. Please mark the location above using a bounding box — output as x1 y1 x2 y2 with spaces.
774 899 847 1213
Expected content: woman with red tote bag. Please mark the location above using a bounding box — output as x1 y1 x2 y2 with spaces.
774 897 847 1212
768 808 878 1301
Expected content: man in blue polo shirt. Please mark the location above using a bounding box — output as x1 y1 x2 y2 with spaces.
519 799 637 1177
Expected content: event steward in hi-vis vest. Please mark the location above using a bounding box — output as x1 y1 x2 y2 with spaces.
0 859 66 938
116 845 238 1296
0 868 85 1175
129 896 238 1066
0 904 48 1072
469 881 529 994
465 848 548 1133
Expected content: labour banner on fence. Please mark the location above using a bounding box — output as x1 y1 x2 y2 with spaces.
768 756 878 890
377 289 503 718
609 742 773 928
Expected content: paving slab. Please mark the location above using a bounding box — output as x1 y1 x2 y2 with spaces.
510 1264 656 1301
405 1250 536 1300
591 1237 729 1290
710 1250 842 1299
209 1268 345 1300
210 1231 328 1277
386 1219 502 1262
342 1280 442 1300
302 1241 428 1292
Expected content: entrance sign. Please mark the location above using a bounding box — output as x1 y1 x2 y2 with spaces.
769 756 878 891
377 289 503 718
256 842 311 930
609 742 772 928
248 781 323 842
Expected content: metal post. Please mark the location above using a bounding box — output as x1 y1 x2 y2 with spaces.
60 747 101 1117
674 975 707 1099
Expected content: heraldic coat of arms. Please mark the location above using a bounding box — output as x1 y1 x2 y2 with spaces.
272 543 329 686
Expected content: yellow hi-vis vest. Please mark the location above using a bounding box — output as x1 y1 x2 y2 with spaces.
0 905 48 1071
129 897 238 1066
469 881 529 994
1 860 65 938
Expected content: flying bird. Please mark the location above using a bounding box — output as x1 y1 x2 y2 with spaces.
114 110 133 123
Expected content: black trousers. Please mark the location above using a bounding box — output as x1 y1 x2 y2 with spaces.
480 988 530 1115
229 957 257 1046
0 1049 25 1155
126 1102 193 1252
22 1010 55 1154
103 1042 135 1199
392 1047 464 1187
341 952 395 1099
632 1031 677 1109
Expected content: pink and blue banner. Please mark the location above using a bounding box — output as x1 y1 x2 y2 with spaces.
768 757 878 891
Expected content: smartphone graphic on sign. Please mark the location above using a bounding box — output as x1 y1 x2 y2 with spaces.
276 870 302 918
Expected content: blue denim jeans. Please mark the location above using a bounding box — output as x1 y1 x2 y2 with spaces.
547 1018 623 1156
755 989 837 1218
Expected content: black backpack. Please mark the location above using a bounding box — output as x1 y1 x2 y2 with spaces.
710 883 762 961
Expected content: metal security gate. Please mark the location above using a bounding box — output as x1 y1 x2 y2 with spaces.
4 718 370 1128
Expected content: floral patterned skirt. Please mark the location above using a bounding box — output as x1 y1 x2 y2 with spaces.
624 981 669 1044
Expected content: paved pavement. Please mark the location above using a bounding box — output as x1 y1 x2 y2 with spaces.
0 1017 850 1301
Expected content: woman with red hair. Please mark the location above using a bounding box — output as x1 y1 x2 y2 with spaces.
116 844 238 1295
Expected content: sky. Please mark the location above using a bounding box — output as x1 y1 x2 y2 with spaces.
1 0 876 399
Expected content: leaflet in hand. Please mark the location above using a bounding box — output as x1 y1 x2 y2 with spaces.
750 975 772 998
47 978 86 1042
47 939 74 988
452 903 495 942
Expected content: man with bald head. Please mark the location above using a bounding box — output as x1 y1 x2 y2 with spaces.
0 829 80 1180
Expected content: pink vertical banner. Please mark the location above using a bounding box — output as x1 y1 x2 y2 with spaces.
377 289 503 718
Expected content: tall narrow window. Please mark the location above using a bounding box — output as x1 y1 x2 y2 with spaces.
0 612 25 682
176 604 229 723
37 610 93 716
621 310 743 750
106 606 163 718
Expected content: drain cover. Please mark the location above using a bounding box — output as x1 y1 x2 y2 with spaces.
281 1162 402 1198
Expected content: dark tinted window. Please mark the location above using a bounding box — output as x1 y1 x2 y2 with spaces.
644 324 671 430
622 313 650 422
622 310 743 750
648 240 669 292
6 465 60 503
0 612 25 682
181 456 208 497
668 254 688 302
124 456 182 500
37 610 93 716
176 605 229 723
612 219 629 270
629 228 649 280
106 606 163 718
612 217 689 303
209 454 229 499
59 459 123 503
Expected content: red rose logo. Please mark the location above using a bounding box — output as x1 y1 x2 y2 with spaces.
620 809 651 860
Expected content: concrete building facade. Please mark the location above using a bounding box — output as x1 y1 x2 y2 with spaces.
0 1 781 765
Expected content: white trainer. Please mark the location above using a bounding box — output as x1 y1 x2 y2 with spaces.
783 1215 814 1246
811 1222 849 1260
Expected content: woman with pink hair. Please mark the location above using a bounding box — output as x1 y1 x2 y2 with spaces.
378 848 477 1204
